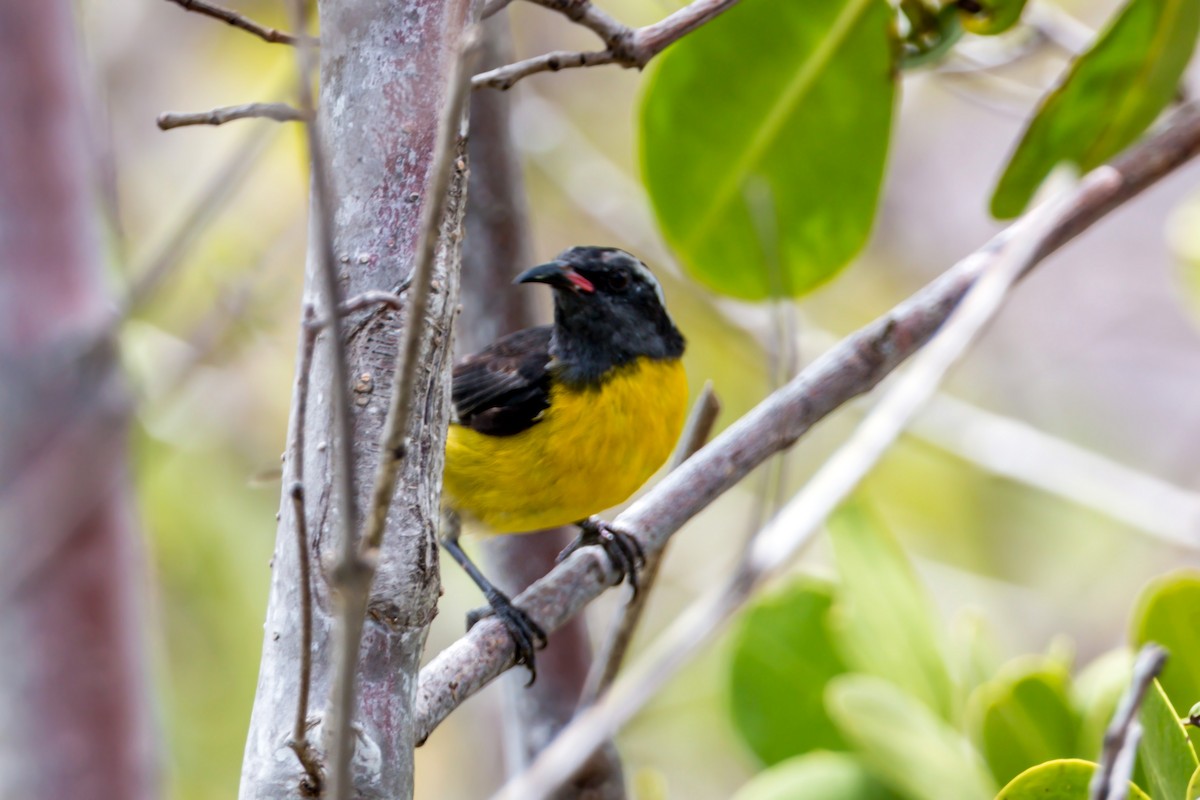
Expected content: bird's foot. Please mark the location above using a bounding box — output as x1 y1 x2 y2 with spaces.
466 591 547 685
558 517 645 596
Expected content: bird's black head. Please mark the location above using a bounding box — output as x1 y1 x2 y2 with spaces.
515 246 685 385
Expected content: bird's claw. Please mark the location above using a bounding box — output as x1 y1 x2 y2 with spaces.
466 592 547 686
559 517 646 596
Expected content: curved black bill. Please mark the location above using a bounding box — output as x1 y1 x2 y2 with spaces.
514 261 595 293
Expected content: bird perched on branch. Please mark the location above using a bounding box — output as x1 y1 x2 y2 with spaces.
441 245 687 679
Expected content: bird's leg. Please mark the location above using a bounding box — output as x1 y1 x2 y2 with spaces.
557 516 646 596
439 510 547 684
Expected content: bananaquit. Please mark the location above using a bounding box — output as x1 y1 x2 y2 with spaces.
441 246 687 677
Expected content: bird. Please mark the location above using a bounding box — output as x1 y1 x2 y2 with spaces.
441 245 688 679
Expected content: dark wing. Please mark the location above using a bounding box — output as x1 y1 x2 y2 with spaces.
452 325 553 437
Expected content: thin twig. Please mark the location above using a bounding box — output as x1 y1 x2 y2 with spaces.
579 383 720 707
283 3 360 797
472 0 739 90
1090 644 1168 800
322 23 479 800
413 102 1200 747
286 305 322 794
525 0 628 48
156 102 308 130
163 0 303 45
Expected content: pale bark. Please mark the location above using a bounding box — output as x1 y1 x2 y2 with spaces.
239 0 473 797
0 2 155 799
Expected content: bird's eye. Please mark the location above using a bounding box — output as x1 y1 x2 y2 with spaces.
607 270 631 291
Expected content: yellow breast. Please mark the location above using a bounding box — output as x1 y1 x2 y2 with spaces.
442 357 688 533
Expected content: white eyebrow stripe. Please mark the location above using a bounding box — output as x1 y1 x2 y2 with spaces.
630 258 665 307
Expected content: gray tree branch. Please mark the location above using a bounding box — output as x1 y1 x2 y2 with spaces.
163 0 304 45
156 102 308 130
472 0 740 89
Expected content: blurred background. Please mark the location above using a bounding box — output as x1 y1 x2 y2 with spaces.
77 0 1200 796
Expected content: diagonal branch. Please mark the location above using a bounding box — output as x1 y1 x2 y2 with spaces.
156 102 308 130
163 0 304 45
473 0 739 89
414 101 1200 744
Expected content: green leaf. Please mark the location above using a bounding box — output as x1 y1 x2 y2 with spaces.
1073 649 1134 760
827 505 957 720
731 752 895 800
1131 570 1200 714
640 0 896 300
995 759 1150 799
967 657 1081 787
827 675 996 800
990 0 1200 218
950 610 1002 708
1138 678 1199 799
1188 764 1200 799
728 578 850 764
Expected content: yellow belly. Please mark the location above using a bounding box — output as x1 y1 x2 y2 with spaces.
443 357 688 533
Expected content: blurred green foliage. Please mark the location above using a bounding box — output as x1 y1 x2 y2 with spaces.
640 0 895 299
729 578 849 763
1138 679 1198 798
1132 572 1200 714
728 519 1200 799
732 753 894 800
991 0 1200 217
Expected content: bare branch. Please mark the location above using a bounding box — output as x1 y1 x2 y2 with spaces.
286 305 322 794
634 0 740 57
472 0 739 90
282 3 360 796
163 0 303 45
474 50 618 90
156 102 308 130
414 101 1200 745
1090 644 1167 800
525 0 628 47
580 383 720 707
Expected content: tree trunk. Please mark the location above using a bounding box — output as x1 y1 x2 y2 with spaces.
239 1 473 797
0 2 156 799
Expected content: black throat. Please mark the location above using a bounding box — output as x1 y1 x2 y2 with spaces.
549 302 685 387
